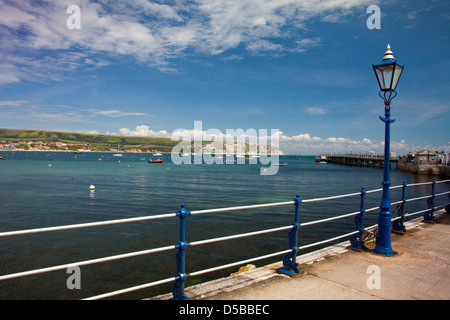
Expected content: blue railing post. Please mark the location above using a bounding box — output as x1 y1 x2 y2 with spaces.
277 195 302 277
424 179 436 223
349 187 367 251
393 181 408 234
172 203 190 300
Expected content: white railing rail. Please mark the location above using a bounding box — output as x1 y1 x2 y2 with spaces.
0 179 449 300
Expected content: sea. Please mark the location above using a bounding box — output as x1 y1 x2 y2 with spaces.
0 151 448 299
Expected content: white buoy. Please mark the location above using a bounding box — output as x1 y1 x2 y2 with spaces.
89 185 95 190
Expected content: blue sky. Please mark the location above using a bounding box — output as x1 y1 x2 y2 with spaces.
0 0 449 155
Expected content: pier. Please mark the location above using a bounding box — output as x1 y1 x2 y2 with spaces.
315 154 398 168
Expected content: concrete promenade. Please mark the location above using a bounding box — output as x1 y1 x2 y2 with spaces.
157 210 450 300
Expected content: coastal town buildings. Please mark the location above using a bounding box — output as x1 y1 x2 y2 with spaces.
0 140 89 151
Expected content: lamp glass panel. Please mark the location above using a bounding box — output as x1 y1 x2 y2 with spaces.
391 64 403 90
374 64 395 90
375 68 385 90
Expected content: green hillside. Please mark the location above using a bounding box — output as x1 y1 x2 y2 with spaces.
0 129 270 154
0 128 179 152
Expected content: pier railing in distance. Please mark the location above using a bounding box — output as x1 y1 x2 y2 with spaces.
0 179 449 300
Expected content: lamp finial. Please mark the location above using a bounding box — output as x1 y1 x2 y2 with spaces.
382 44 395 60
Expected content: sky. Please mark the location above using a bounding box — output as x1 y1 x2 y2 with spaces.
0 0 449 155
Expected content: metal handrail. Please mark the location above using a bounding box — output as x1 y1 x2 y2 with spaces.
0 212 177 238
1 179 448 238
0 179 448 300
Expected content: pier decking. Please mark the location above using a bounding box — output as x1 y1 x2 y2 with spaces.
152 210 450 300
316 154 398 168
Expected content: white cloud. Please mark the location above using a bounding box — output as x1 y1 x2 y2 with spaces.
0 101 150 125
0 100 28 107
305 107 327 115
116 124 402 155
394 99 450 124
246 40 283 53
88 109 152 118
119 125 170 138
134 0 184 22
111 122 436 154
276 131 411 155
0 0 374 83
291 37 322 52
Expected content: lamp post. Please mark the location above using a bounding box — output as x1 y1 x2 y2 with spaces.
372 44 404 256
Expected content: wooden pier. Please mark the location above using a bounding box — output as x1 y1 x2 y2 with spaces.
315 154 398 168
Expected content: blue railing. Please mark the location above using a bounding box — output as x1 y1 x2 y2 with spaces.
0 179 449 300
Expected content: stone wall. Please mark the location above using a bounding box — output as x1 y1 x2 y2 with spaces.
397 160 450 176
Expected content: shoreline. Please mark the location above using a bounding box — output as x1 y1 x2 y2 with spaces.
0 149 290 156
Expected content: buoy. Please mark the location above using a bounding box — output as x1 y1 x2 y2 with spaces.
89 185 95 190
48 164 51 167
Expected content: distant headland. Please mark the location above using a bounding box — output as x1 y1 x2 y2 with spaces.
0 128 278 155
0 128 179 153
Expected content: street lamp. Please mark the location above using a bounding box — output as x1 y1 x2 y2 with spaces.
372 44 404 256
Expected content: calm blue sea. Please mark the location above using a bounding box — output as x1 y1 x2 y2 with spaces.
0 151 448 299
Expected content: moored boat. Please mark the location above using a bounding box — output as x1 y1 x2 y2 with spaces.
148 158 164 163
273 162 287 166
113 143 123 157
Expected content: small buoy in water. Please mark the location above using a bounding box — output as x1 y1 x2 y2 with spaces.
89 185 95 190
48 164 51 167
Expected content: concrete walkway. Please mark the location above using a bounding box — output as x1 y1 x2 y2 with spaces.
158 211 450 300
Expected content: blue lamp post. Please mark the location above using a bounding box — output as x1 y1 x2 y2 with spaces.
372 44 404 256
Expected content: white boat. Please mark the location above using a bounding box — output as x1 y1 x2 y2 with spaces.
153 152 163 156
113 143 123 157
273 162 288 166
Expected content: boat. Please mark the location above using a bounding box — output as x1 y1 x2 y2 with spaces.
113 143 123 157
153 151 163 156
273 162 288 166
315 155 329 163
73 151 82 154
148 158 164 163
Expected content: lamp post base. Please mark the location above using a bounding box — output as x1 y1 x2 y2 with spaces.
373 208 397 257
371 249 398 257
